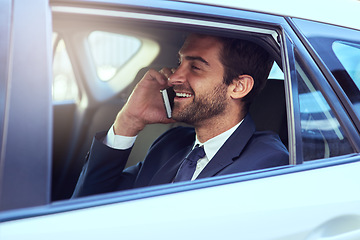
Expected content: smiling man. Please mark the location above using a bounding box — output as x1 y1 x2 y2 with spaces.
73 34 289 197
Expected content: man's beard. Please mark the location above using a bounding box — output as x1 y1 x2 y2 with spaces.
172 83 228 125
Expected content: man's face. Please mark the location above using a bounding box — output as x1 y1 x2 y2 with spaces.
169 35 229 125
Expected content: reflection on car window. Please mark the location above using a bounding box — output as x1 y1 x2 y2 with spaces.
268 61 284 80
296 62 354 161
332 41 360 89
53 37 79 102
88 31 141 81
332 41 360 117
291 19 360 122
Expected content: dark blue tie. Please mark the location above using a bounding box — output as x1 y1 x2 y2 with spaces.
173 145 205 182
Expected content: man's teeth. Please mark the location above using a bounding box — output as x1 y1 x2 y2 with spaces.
176 92 192 98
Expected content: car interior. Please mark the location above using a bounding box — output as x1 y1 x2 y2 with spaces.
51 9 288 201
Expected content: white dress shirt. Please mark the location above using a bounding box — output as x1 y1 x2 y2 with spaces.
190 121 242 180
103 126 137 149
103 120 243 180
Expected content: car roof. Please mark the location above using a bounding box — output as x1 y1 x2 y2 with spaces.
177 0 360 31
51 0 360 30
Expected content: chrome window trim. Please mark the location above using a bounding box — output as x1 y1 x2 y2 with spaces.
281 32 300 165
51 6 280 42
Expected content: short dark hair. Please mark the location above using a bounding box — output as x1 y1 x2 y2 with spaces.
217 37 274 109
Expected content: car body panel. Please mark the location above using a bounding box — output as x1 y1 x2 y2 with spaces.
1 160 360 239
178 0 360 31
1 0 360 239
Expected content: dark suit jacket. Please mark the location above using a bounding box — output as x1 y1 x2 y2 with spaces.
73 114 289 197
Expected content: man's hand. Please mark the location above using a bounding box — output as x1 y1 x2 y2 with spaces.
113 68 175 136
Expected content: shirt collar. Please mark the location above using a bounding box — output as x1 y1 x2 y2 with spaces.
194 119 244 161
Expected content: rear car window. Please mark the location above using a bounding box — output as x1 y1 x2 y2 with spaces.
53 36 79 102
88 31 141 81
296 61 354 161
293 18 360 121
332 41 360 91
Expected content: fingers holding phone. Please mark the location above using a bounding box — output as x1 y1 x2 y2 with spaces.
113 68 175 136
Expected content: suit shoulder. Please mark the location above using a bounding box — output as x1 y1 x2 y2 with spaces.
250 131 288 154
242 131 289 168
151 126 195 148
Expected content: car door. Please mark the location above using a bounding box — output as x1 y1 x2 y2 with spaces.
1 1 360 240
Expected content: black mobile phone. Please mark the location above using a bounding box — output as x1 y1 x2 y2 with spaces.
160 87 175 118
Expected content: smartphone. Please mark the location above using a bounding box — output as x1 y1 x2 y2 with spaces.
160 87 175 118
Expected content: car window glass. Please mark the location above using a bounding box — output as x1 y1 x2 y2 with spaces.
292 18 360 121
268 61 284 79
88 31 141 81
332 41 360 90
296 61 354 161
53 38 79 102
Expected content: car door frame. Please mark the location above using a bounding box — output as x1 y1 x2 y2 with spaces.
0 0 53 211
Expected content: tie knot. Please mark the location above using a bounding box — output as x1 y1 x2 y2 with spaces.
173 145 205 182
186 145 205 163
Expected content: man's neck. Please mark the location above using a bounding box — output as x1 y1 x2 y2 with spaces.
194 114 245 143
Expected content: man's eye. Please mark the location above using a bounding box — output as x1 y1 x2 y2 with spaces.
191 65 200 70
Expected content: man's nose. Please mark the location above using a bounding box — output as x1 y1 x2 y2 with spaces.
168 67 186 86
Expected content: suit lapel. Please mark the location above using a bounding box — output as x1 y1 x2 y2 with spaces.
197 114 256 179
149 145 193 185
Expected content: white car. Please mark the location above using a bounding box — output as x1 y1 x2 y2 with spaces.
1 0 360 239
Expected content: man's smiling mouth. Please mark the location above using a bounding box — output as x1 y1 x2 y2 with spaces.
176 92 193 98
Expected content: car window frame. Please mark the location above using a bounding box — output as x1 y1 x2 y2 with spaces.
0 0 53 212
0 0 12 174
281 32 302 164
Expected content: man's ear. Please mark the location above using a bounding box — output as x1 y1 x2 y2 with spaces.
229 75 254 99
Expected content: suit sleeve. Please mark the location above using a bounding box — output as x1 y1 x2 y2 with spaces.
72 131 141 198
72 127 191 198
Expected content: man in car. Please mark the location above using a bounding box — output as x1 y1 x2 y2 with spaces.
72 34 289 197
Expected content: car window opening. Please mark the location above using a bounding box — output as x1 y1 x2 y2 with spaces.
51 14 290 201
